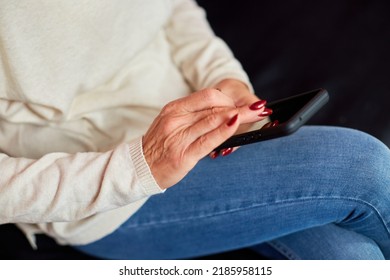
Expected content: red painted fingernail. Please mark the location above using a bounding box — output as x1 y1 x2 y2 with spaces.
221 147 233 157
227 114 238 126
259 108 273 117
271 120 280 127
249 100 267 110
210 151 219 159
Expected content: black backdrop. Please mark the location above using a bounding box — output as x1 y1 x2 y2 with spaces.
1 0 389 260
197 0 390 147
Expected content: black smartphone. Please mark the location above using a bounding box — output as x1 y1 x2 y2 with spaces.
214 88 329 151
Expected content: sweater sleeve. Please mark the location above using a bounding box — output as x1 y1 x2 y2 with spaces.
0 137 163 224
165 0 253 92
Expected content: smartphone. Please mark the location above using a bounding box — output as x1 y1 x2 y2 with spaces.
213 88 329 151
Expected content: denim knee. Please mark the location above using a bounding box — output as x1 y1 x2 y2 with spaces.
331 127 390 207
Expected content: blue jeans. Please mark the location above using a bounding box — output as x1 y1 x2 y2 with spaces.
76 126 390 259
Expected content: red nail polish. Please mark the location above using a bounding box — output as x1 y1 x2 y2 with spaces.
210 151 219 159
227 114 238 126
259 108 273 117
221 147 233 157
249 100 267 110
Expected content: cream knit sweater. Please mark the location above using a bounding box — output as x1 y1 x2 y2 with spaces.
0 0 251 246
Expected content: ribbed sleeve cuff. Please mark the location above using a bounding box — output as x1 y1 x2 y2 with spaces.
128 137 165 196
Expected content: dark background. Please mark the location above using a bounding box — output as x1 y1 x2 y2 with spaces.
197 0 390 147
1 0 389 260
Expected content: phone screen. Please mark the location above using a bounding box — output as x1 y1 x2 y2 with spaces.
243 89 323 133
267 90 321 125
213 89 329 151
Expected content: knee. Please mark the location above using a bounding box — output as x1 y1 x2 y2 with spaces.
316 127 388 169
327 127 390 199
341 128 389 178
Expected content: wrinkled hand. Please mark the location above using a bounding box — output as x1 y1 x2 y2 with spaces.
142 86 268 189
212 79 272 156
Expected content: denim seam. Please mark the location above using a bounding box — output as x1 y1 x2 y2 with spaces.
124 196 390 237
267 240 301 260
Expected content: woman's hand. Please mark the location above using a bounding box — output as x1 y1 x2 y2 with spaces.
142 87 269 189
213 79 259 107
212 79 272 156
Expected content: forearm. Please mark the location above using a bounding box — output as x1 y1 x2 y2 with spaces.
0 138 162 224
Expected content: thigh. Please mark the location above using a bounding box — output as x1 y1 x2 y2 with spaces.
76 126 390 259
